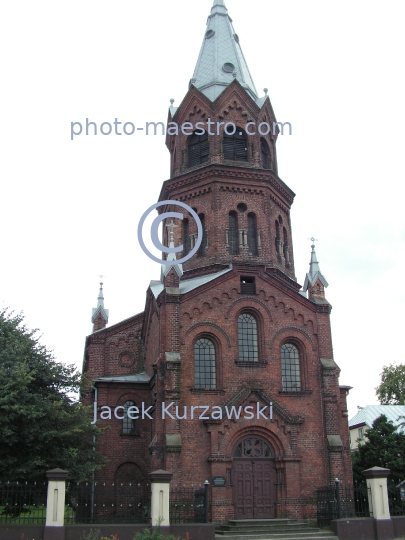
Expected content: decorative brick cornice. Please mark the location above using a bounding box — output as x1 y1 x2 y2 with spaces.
264 266 301 292
159 165 295 206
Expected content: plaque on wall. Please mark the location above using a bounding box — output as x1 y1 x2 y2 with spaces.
212 476 226 487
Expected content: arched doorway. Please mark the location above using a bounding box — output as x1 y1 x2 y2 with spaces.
232 436 277 519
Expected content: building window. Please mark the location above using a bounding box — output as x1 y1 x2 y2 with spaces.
223 128 248 161
261 138 271 169
198 213 207 256
122 400 136 435
281 343 301 391
358 428 364 440
247 213 258 256
238 313 258 362
183 218 190 255
194 338 216 389
229 211 239 254
188 131 209 167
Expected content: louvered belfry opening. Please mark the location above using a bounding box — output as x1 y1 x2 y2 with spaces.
188 131 209 167
228 211 239 254
223 128 248 161
241 276 255 295
261 138 270 169
247 213 258 256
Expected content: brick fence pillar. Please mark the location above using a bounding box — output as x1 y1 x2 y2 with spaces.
44 468 69 540
149 469 173 526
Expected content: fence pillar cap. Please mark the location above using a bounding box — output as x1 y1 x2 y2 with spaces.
149 469 173 483
46 468 69 481
362 466 391 479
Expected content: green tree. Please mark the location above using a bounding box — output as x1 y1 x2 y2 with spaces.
376 363 405 405
352 414 405 485
0 308 105 482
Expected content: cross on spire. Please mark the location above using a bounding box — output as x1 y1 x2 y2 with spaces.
166 219 178 243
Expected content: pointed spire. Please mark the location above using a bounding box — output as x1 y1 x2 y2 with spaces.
97 282 105 308
191 0 258 102
302 239 329 300
92 281 109 332
308 243 321 279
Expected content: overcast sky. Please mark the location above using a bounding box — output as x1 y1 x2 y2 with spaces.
1 0 404 419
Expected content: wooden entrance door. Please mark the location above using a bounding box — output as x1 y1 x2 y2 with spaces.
232 437 276 519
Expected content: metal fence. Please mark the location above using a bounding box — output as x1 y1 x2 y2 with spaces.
169 485 208 524
65 482 150 524
0 481 47 524
388 483 405 516
316 481 372 527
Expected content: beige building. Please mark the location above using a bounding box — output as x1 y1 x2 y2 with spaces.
349 405 405 451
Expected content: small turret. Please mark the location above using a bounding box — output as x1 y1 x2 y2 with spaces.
91 282 109 332
302 239 329 303
161 220 183 289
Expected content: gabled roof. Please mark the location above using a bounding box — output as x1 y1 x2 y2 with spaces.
349 405 405 431
93 372 150 384
191 0 258 102
150 264 232 299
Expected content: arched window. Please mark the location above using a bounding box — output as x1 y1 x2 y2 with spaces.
188 131 209 167
283 227 289 262
247 213 258 256
194 338 216 389
238 313 258 362
275 220 280 251
171 148 176 177
261 138 270 169
198 213 207 256
229 211 239 254
281 343 301 391
183 218 190 255
223 128 248 161
233 437 272 457
122 400 136 435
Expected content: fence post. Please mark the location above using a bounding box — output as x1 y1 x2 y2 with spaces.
149 469 173 526
362 466 391 520
204 480 209 523
44 468 69 540
335 478 342 519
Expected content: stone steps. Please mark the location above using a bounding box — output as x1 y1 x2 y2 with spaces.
215 519 337 540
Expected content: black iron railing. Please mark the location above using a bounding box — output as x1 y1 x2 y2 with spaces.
316 481 371 527
388 483 405 516
0 481 47 524
169 485 209 524
65 482 150 524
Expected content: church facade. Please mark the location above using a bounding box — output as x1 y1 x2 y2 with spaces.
83 0 352 522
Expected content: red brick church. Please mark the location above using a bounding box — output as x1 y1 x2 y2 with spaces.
83 0 352 522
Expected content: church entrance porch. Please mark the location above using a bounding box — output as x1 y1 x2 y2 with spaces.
232 437 277 519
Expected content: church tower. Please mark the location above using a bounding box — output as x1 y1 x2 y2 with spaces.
83 0 352 524
162 0 295 282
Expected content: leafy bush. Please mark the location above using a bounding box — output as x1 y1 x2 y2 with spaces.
134 525 183 540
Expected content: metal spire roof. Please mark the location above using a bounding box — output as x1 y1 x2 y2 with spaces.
191 0 258 102
91 282 109 324
349 405 405 432
302 241 329 293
